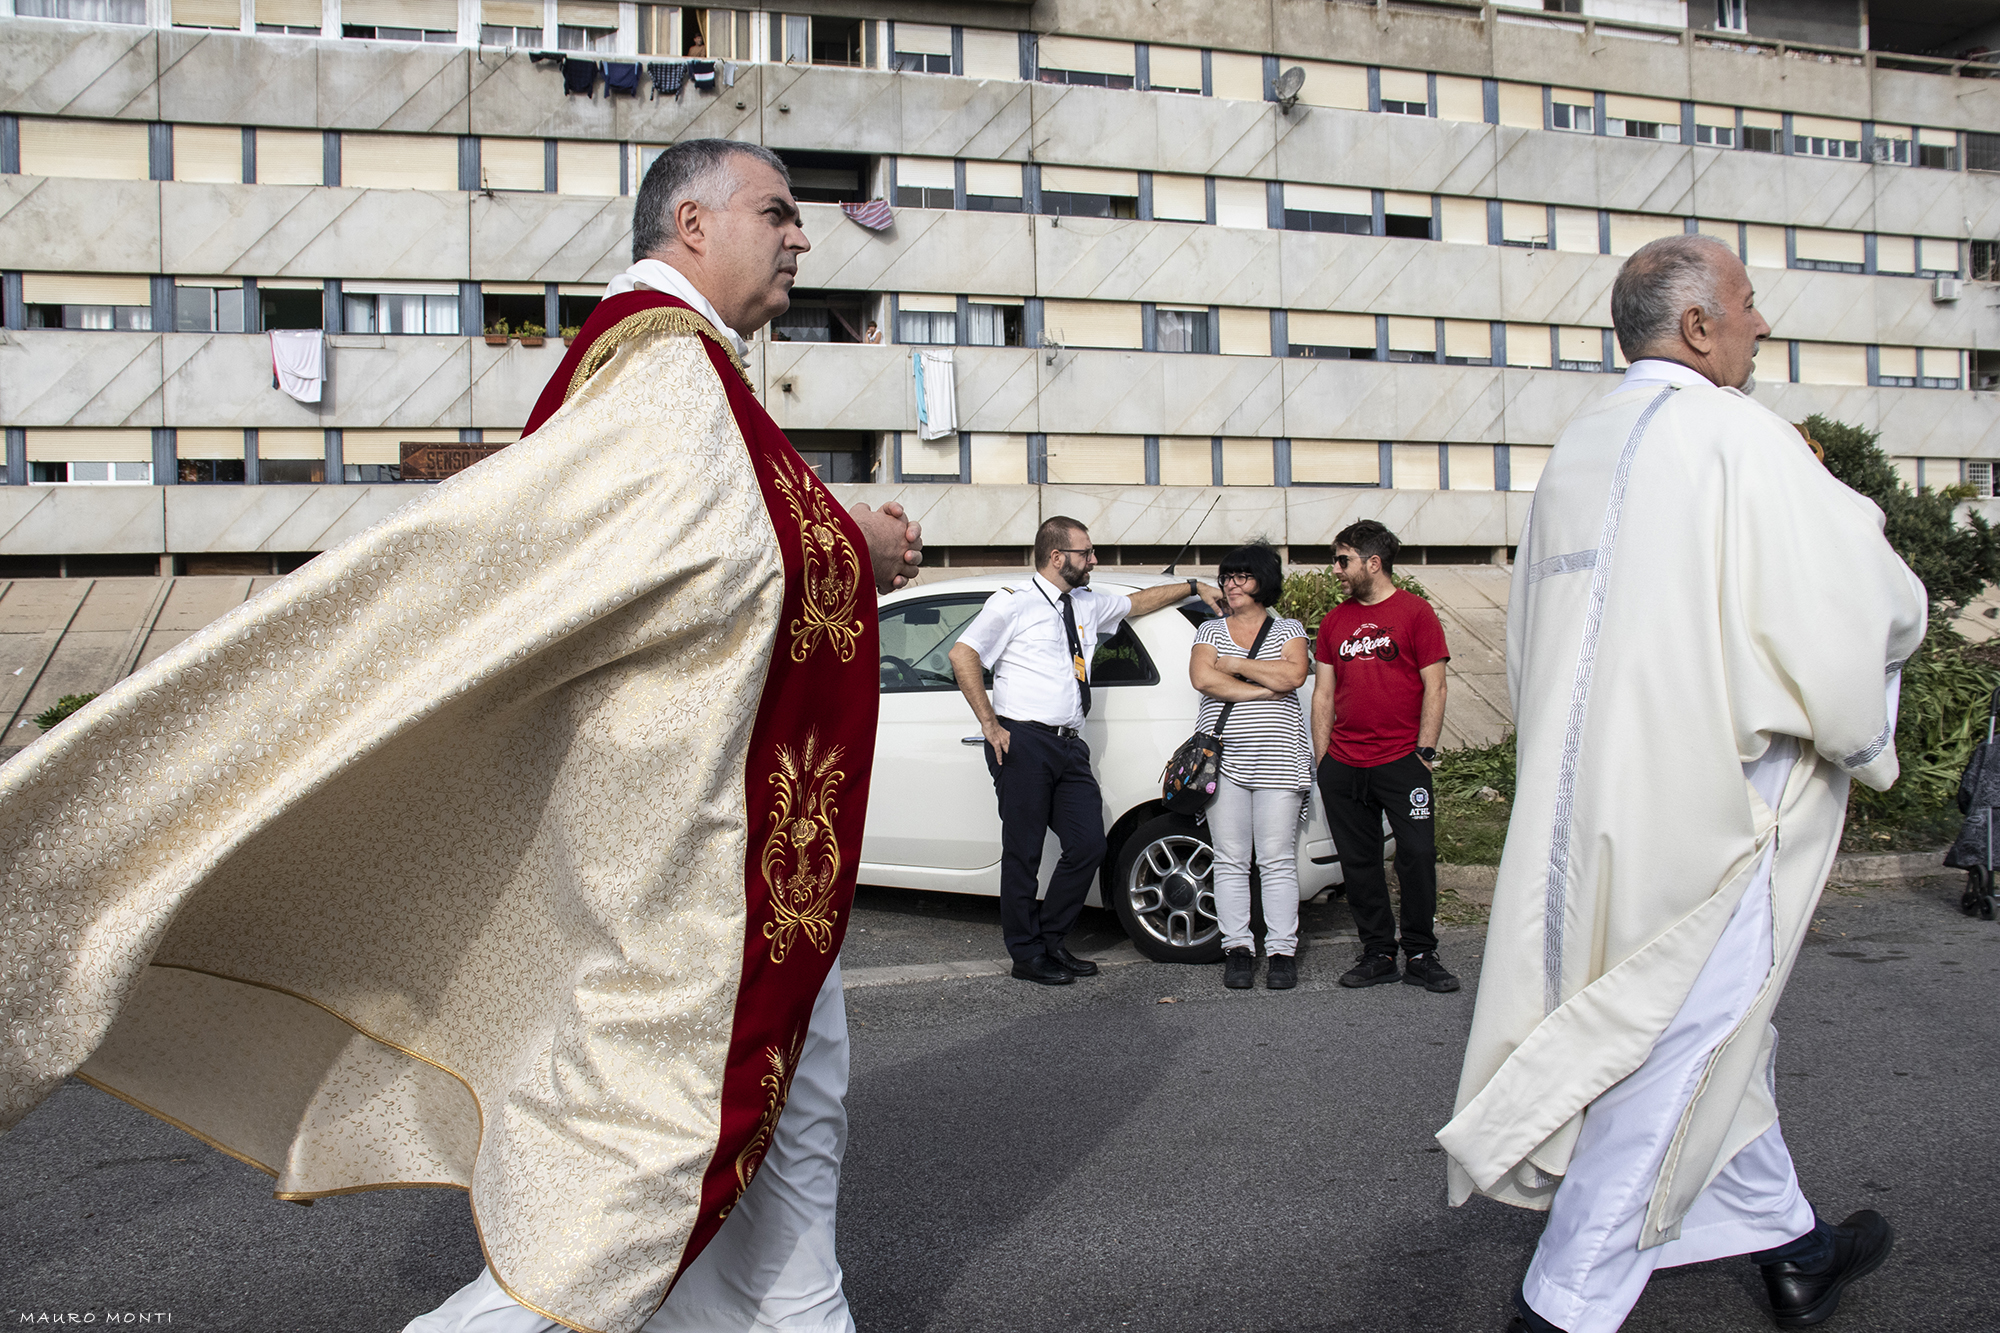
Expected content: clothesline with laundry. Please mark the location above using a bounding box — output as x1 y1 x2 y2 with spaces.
528 51 738 99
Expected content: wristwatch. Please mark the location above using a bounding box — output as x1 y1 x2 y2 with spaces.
1416 746 1437 763
1186 578 1197 598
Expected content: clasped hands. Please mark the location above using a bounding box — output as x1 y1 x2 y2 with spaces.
848 501 924 593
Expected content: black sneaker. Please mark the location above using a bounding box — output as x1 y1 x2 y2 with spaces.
1223 947 1256 989
1403 951 1460 992
1339 953 1401 988
1266 954 1297 990
1763 1210 1893 1328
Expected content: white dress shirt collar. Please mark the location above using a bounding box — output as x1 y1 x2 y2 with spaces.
604 258 750 359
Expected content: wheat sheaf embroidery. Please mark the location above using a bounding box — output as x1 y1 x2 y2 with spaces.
761 731 846 966
721 1029 805 1219
770 456 866 665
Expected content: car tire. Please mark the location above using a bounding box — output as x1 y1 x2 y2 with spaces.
1110 813 1226 964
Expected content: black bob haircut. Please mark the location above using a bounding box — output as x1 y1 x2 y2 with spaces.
1216 541 1284 607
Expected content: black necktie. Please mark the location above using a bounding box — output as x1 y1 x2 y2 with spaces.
1059 592 1091 718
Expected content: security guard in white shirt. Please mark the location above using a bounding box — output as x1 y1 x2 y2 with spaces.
949 517 1223 984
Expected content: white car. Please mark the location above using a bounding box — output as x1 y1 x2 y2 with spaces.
861 573 1382 964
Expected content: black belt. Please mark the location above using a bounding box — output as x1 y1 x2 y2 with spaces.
1000 716 1082 740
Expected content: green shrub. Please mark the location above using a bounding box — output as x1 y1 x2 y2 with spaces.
1434 731 1517 802
1278 567 1433 632
33 693 97 731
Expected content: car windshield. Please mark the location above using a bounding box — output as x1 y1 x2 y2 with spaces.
879 593 1160 692
879 597 987 691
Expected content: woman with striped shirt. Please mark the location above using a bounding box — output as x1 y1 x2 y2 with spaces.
1188 542 1313 990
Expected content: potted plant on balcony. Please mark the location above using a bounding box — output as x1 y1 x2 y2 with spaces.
483 318 511 347
517 321 546 348
561 324 581 347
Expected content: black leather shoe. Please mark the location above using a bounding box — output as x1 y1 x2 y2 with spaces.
1223 947 1256 988
1049 944 1099 977
1010 954 1074 986
1763 1210 1893 1328
1265 954 1297 990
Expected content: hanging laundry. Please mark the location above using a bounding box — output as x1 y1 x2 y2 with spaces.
912 348 957 441
603 61 640 97
563 57 600 98
529 50 563 66
689 59 716 91
722 61 738 87
269 329 324 405
648 61 687 97
840 199 894 231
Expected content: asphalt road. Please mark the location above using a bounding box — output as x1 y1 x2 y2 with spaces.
2 877 1994 1332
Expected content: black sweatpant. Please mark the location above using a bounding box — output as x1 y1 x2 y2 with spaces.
1317 750 1438 958
984 720 1107 962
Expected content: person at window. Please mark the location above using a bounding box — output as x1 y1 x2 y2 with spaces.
1309 519 1458 994
949 519 1222 985
0 139 924 1333
863 320 882 343
1188 542 1312 990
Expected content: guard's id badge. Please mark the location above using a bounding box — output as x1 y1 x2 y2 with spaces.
1072 652 1088 684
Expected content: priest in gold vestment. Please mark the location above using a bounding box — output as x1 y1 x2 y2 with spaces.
0 141 918 1333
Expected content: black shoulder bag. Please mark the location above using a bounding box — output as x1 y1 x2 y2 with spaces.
1160 616 1274 816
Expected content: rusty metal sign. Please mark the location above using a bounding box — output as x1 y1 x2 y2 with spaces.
399 441 507 481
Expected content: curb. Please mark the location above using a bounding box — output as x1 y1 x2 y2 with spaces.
1426 848 1953 907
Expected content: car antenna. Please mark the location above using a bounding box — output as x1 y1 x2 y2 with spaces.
1160 495 1222 575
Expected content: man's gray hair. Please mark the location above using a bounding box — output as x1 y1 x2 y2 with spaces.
1610 234 1737 360
630 140 790 261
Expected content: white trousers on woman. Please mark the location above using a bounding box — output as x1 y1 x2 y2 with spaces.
1520 741 1816 1333
1207 776 1305 956
403 962 854 1333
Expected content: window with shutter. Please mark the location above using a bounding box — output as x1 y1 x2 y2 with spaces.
1039 165 1139 219
1792 114 1862 161
1290 440 1378 487
1449 444 1495 491
1147 46 1202 94
1794 343 1867 386
1793 229 1864 273
174 125 243 184
961 29 1019 81
1550 88 1594 134
1605 94 1682 143
173 0 241 28
1501 201 1549 248
1157 437 1214 485
1287 311 1375 360
890 21 951 73
1606 213 1683 257
1213 179 1267 230
1046 436 1144 485
1744 224 1786 269
963 161 1022 212
1496 82 1542 129
1151 173 1207 223
1443 320 1490 364
1208 51 1265 103
1282 183 1370 235
18 119 150 181
1217 308 1269 356
1037 35 1136 89
257 129 324 186
1876 347 1917 386
1392 443 1439 490
1558 327 1604 370
1387 316 1435 363
1693 104 1735 148
481 138 545 191
893 157 954 209
555 140 619 196
1041 301 1142 350
1919 238 1961 276
1292 60 1367 112
1435 75 1482 124
1439 197 1487 245
1505 324 1552 368
1220 438 1273 486
1378 68 1427 116
342 134 458 190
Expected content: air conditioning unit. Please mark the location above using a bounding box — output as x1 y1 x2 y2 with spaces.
1934 275 1964 303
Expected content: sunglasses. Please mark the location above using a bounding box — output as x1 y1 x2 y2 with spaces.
1333 554 1373 570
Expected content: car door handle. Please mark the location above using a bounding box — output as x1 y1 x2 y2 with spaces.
961 735 985 745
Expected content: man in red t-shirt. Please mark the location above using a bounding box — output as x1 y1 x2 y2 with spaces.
1310 519 1459 993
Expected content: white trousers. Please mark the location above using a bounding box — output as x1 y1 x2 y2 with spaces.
404 962 854 1333
1522 742 1815 1333
1208 777 1305 956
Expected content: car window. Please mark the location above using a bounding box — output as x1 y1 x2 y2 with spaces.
1091 622 1159 686
879 596 989 692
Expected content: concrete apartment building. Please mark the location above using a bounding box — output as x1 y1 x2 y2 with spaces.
2 0 2000 585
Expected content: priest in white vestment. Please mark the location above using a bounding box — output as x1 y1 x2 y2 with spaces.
1438 235 1926 1331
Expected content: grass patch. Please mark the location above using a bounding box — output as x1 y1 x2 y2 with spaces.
1437 791 1510 866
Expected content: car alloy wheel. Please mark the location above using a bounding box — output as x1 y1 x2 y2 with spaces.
1111 814 1224 963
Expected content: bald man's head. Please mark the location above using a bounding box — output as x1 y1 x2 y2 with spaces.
1611 235 1769 389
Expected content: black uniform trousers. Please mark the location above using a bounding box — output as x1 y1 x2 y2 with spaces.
983 719 1107 962
1316 750 1439 958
